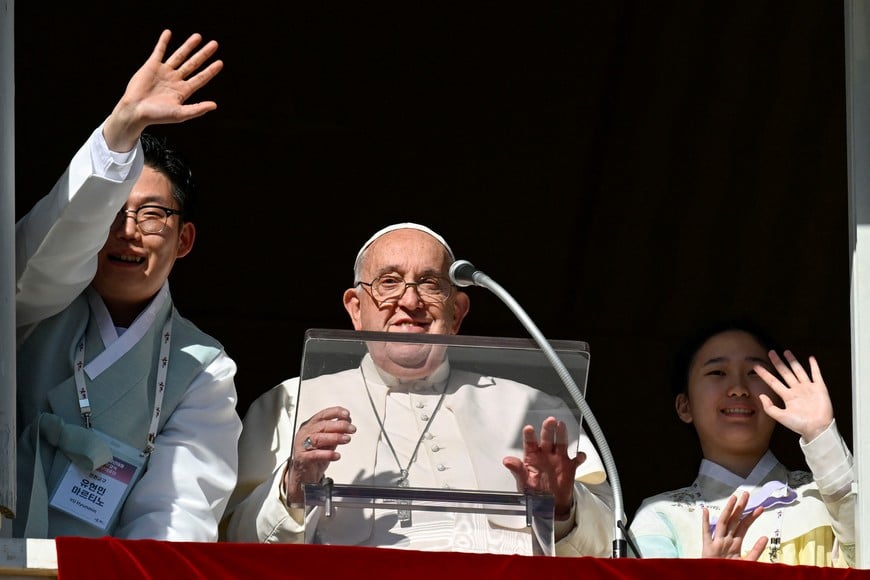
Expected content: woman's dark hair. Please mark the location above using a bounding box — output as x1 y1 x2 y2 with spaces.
670 318 781 398
140 132 198 223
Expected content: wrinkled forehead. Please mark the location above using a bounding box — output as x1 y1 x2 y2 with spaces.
354 222 454 275
361 229 453 276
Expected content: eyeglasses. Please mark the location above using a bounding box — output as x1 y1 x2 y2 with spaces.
112 205 183 234
357 274 454 305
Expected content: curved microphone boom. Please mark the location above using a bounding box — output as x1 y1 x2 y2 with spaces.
449 259 629 558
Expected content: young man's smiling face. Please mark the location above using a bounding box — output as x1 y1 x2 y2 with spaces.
92 166 194 326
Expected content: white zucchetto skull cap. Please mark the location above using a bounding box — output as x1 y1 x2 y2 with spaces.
353 222 455 281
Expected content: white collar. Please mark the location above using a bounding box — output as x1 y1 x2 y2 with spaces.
83 282 170 379
361 352 451 391
699 449 779 491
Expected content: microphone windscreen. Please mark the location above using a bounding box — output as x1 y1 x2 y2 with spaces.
449 260 478 287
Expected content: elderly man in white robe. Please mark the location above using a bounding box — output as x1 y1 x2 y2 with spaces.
223 223 614 556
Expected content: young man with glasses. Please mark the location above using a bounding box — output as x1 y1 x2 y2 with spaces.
222 223 615 556
12 30 242 540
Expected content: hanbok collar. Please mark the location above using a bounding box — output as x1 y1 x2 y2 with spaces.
700 451 798 537
83 282 170 379
698 449 779 490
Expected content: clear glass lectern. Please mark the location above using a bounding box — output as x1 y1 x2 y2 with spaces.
295 329 591 556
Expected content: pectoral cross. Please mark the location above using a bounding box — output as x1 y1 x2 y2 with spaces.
398 470 412 526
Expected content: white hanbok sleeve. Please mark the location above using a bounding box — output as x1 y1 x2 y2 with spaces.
801 419 856 566
115 351 242 541
16 125 142 340
627 494 683 558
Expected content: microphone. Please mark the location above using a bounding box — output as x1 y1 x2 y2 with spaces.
448 259 483 287
449 259 632 558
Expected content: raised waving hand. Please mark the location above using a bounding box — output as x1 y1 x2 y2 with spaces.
104 29 224 152
755 350 834 442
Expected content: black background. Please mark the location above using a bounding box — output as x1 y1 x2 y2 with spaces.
14 2 853 521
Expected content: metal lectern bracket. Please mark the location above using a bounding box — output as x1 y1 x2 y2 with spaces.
302 481 556 555
525 494 533 528
322 477 334 517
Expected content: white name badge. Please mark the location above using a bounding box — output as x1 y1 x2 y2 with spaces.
49 431 147 531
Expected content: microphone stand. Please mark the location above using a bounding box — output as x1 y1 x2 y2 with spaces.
455 264 631 557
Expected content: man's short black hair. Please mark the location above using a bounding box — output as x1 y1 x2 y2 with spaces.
140 132 198 223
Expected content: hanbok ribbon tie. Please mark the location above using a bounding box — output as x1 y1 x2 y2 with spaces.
709 480 798 535
24 413 114 537
38 412 113 470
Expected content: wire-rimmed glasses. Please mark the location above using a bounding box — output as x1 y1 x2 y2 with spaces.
357 274 454 306
112 204 183 234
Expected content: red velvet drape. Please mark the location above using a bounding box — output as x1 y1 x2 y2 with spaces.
54 537 869 579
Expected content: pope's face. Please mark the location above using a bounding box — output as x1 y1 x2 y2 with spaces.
344 228 469 379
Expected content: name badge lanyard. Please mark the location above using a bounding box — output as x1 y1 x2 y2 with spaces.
73 314 172 455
